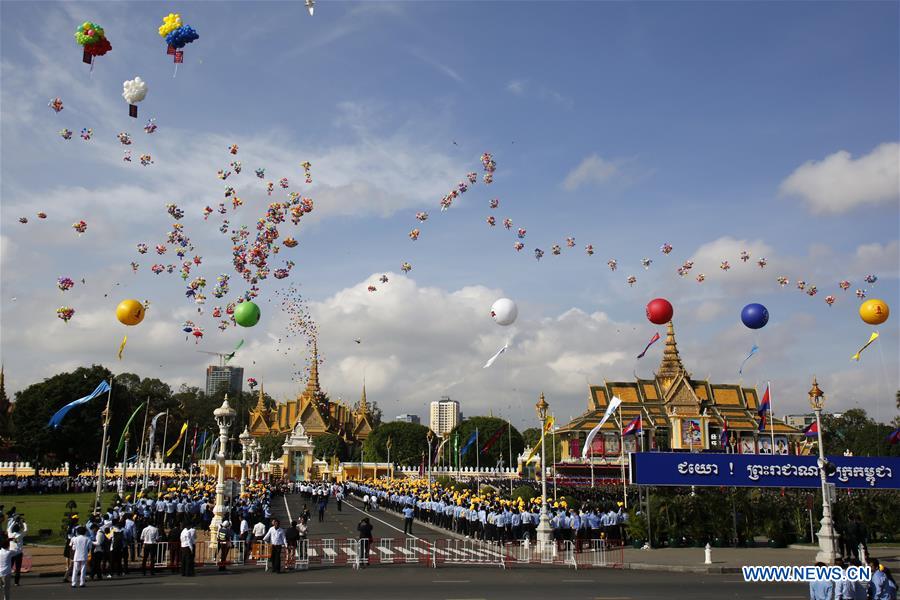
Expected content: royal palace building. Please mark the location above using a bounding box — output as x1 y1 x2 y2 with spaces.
554 321 804 480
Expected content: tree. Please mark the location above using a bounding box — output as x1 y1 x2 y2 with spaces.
362 421 430 465
522 428 541 448
446 417 525 468
821 408 900 458
313 433 347 460
11 365 159 476
256 432 287 462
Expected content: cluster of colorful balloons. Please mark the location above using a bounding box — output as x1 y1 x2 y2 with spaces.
75 21 111 63
158 13 198 64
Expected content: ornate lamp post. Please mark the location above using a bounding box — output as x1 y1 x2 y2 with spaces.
535 392 553 545
426 429 434 497
239 427 252 496
211 396 236 539
252 440 260 481
809 378 840 564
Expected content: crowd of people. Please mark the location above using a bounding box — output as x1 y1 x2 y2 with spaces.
346 478 628 548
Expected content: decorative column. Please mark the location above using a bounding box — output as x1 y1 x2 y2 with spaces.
535 392 553 545
239 427 252 496
211 396 236 539
809 378 841 564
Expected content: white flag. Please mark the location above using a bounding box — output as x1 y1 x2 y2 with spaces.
581 396 622 459
483 344 509 369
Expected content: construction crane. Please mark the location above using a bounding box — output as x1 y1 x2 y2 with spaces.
196 350 235 367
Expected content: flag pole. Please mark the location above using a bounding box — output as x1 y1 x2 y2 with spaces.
768 381 776 453
179 421 190 486
93 377 114 515
508 419 513 496
476 428 480 473
618 403 627 509
157 414 169 497
133 397 149 500
551 416 557 502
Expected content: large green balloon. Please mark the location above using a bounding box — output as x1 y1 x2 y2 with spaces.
234 301 260 327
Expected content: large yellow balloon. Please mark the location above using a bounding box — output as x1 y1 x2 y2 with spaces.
116 299 145 326
859 299 889 325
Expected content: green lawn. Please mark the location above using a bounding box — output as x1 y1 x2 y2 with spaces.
4 492 118 545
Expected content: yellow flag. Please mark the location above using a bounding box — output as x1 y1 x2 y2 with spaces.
166 422 188 457
117 335 127 360
851 331 879 361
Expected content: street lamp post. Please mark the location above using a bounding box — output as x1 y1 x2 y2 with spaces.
239 427 252 496
426 430 434 497
535 392 553 546
809 378 841 564
249 440 258 481
211 396 236 539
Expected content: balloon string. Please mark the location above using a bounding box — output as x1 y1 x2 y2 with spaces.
90 55 94 79
173 63 178 78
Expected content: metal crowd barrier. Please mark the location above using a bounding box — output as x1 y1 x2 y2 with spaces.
144 537 624 571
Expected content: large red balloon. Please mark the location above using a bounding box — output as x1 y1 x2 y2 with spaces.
646 298 674 325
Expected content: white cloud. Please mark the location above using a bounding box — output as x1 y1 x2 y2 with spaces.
779 142 900 214
562 154 619 191
506 80 526 95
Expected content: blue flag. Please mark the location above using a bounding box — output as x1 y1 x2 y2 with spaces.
48 380 111 428
459 431 478 456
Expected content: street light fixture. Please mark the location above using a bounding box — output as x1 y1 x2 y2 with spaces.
535 392 553 545
239 426 252 496
808 377 841 564
211 396 236 538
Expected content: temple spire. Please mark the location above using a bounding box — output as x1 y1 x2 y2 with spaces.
359 378 368 414
656 320 687 387
255 381 267 413
305 339 321 397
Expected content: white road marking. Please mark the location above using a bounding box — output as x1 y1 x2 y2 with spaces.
283 494 293 522
344 498 424 541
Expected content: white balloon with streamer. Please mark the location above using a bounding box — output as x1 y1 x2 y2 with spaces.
490 298 518 326
122 76 148 117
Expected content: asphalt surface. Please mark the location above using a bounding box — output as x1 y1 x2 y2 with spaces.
14 566 805 600
278 491 448 543
13 495 806 599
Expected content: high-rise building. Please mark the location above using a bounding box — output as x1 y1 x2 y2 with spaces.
205 365 244 397
395 413 420 425
784 414 816 429
430 396 459 436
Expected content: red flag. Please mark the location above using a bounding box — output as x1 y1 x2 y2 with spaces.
480 427 505 454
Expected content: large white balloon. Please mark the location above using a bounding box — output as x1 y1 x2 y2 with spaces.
122 77 148 105
490 298 518 326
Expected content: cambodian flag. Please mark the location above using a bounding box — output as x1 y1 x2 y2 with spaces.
803 421 818 437
622 416 641 436
758 385 771 416
886 428 900 445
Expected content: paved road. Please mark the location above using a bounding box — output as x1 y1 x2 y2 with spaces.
278 492 448 543
14 565 805 600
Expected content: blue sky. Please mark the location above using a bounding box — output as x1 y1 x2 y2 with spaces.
1 1 897 430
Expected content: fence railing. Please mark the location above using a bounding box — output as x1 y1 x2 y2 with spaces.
144 537 624 571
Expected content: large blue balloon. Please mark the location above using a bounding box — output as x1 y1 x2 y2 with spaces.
741 303 769 329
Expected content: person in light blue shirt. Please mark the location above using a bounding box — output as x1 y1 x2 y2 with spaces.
867 558 898 600
835 559 867 600
402 506 415 535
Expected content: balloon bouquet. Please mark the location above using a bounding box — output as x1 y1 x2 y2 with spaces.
122 77 148 118
74 21 111 70
158 13 199 74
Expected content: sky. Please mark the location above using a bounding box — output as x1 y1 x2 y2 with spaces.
1 1 898 432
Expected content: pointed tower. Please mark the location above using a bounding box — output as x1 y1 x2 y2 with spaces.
0 365 9 433
305 339 322 399
656 320 688 390
358 379 368 414
255 381 267 413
